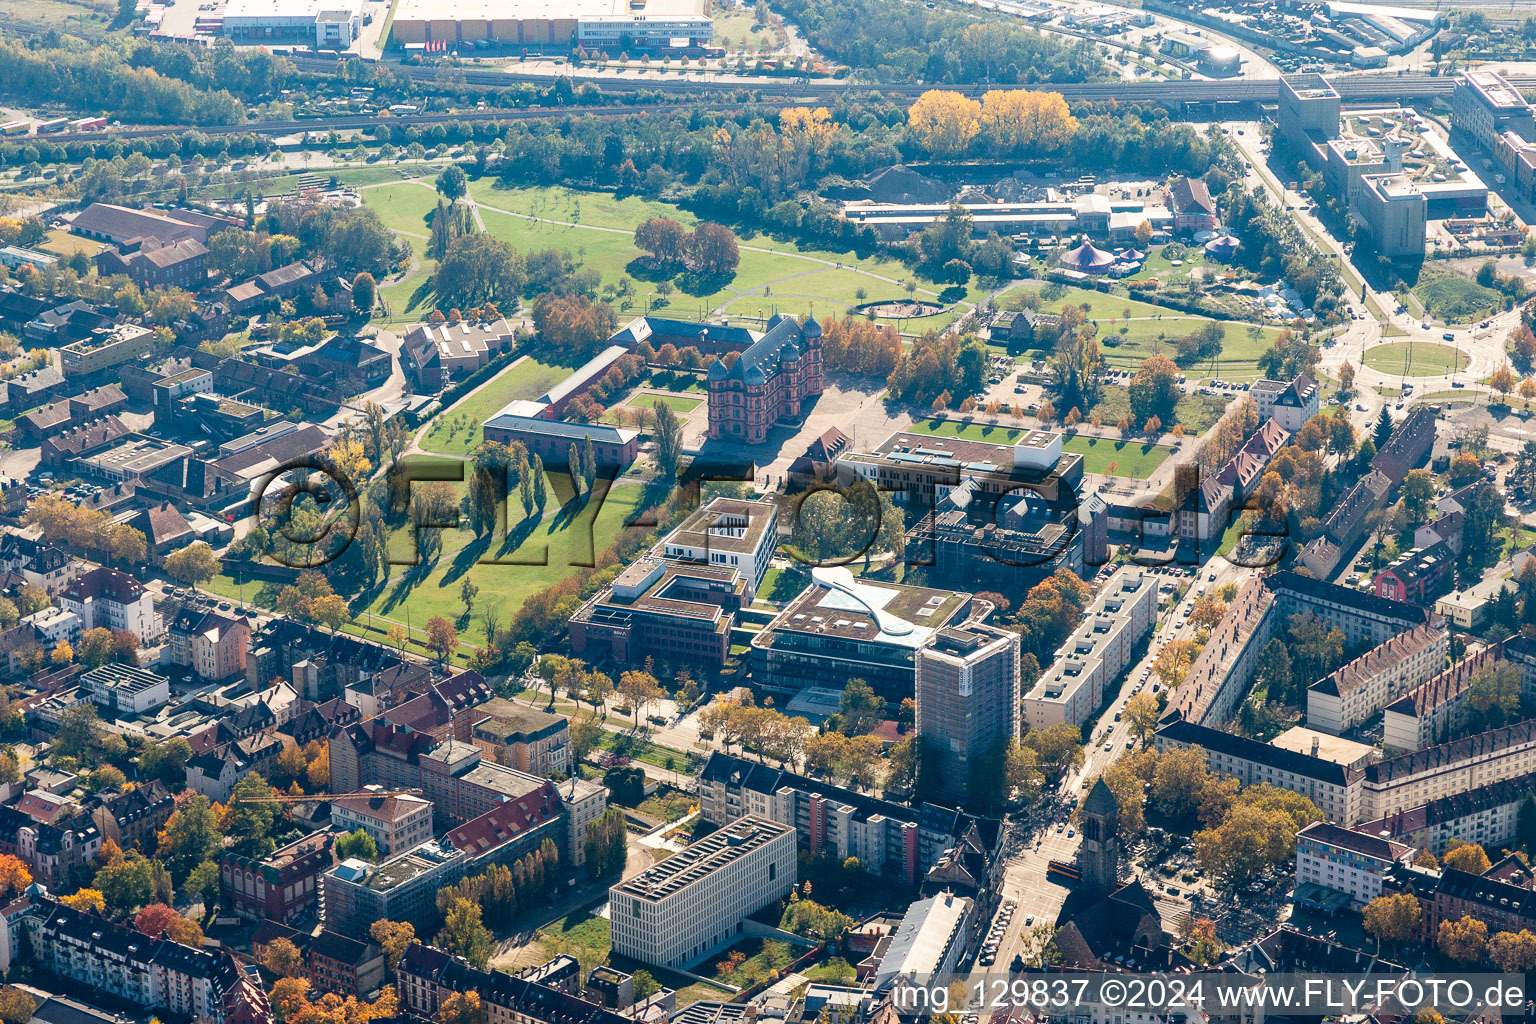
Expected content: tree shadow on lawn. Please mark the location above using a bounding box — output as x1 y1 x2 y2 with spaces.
624 257 678 285
376 550 439 615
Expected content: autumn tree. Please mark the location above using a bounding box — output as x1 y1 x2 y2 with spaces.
1438 915 1489 964
437 991 485 1024
1362 892 1421 946
0 989 35 1024
1442 840 1492 875
907 90 982 155
424 616 459 667
436 898 493 969
370 920 416 975
1492 363 1519 403
263 937 307 977
165 541 220 592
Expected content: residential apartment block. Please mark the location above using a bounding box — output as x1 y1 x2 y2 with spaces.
609 816 796 968
915 622 1021 806
1294 820 1415 909
697 751 1000 886
1305 623 1447 735
59 567 157 646
1022 568 1155 729
328 790 434 856
23 896 271 1024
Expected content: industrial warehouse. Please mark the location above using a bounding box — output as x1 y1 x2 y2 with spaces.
387 0 710 50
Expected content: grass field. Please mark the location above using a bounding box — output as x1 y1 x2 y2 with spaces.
1003 282 1285 378
711 7 786 50
1061 434 1174 477
621 391 702 414
904 419 1173 477
41 229 104 258
366 471 647 631
906 419 1026 443
1362 342 1466 377
419 356 575 457
365 180 445 237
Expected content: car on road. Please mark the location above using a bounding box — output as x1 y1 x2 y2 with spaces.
1103 742 1113 752
1025 914 1034 926
1067 828 1075 838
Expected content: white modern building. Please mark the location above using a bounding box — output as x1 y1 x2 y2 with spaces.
608 816 795 969
874 891 975 993
1022 568 1156 729
82 664 171 716
660 496 779 594
221 0 366 49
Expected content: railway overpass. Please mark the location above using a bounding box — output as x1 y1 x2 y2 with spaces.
103 67 1531 140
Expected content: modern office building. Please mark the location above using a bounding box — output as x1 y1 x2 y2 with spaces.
221 0 365 48
1022 568 1156 729
1352 174 1428 258
1451 70 1536 155
608 816 795 968
321 840 468 940
914 623 1021 806
750 566 976 702
60 323 154 378
660 496 780 594
81 664 171 716
569 556 746 669
1278 75 1341 149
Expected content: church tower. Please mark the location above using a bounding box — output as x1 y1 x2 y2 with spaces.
1078 777 1121 893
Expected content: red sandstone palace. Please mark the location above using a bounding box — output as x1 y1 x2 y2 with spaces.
705 314 825 443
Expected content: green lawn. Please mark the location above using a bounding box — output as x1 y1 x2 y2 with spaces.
378 257 437 324
364 180 445 237
42 229 103 258
454 182 932 321
1362 342 1466 377
906 419 1026 443
365 472 647 631
1061 434 1174 477
899 418 1171 477
1002 281 1285 379
419 356 576 457
711 6 785 50
622 391 702 414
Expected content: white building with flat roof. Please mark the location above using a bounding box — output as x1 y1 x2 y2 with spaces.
608 816 795 969
222 0 365 47
660 496 779 594
1022 568 1155 729
874 891 975 993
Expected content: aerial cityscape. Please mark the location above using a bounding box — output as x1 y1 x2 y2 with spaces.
0 1 1533 1023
